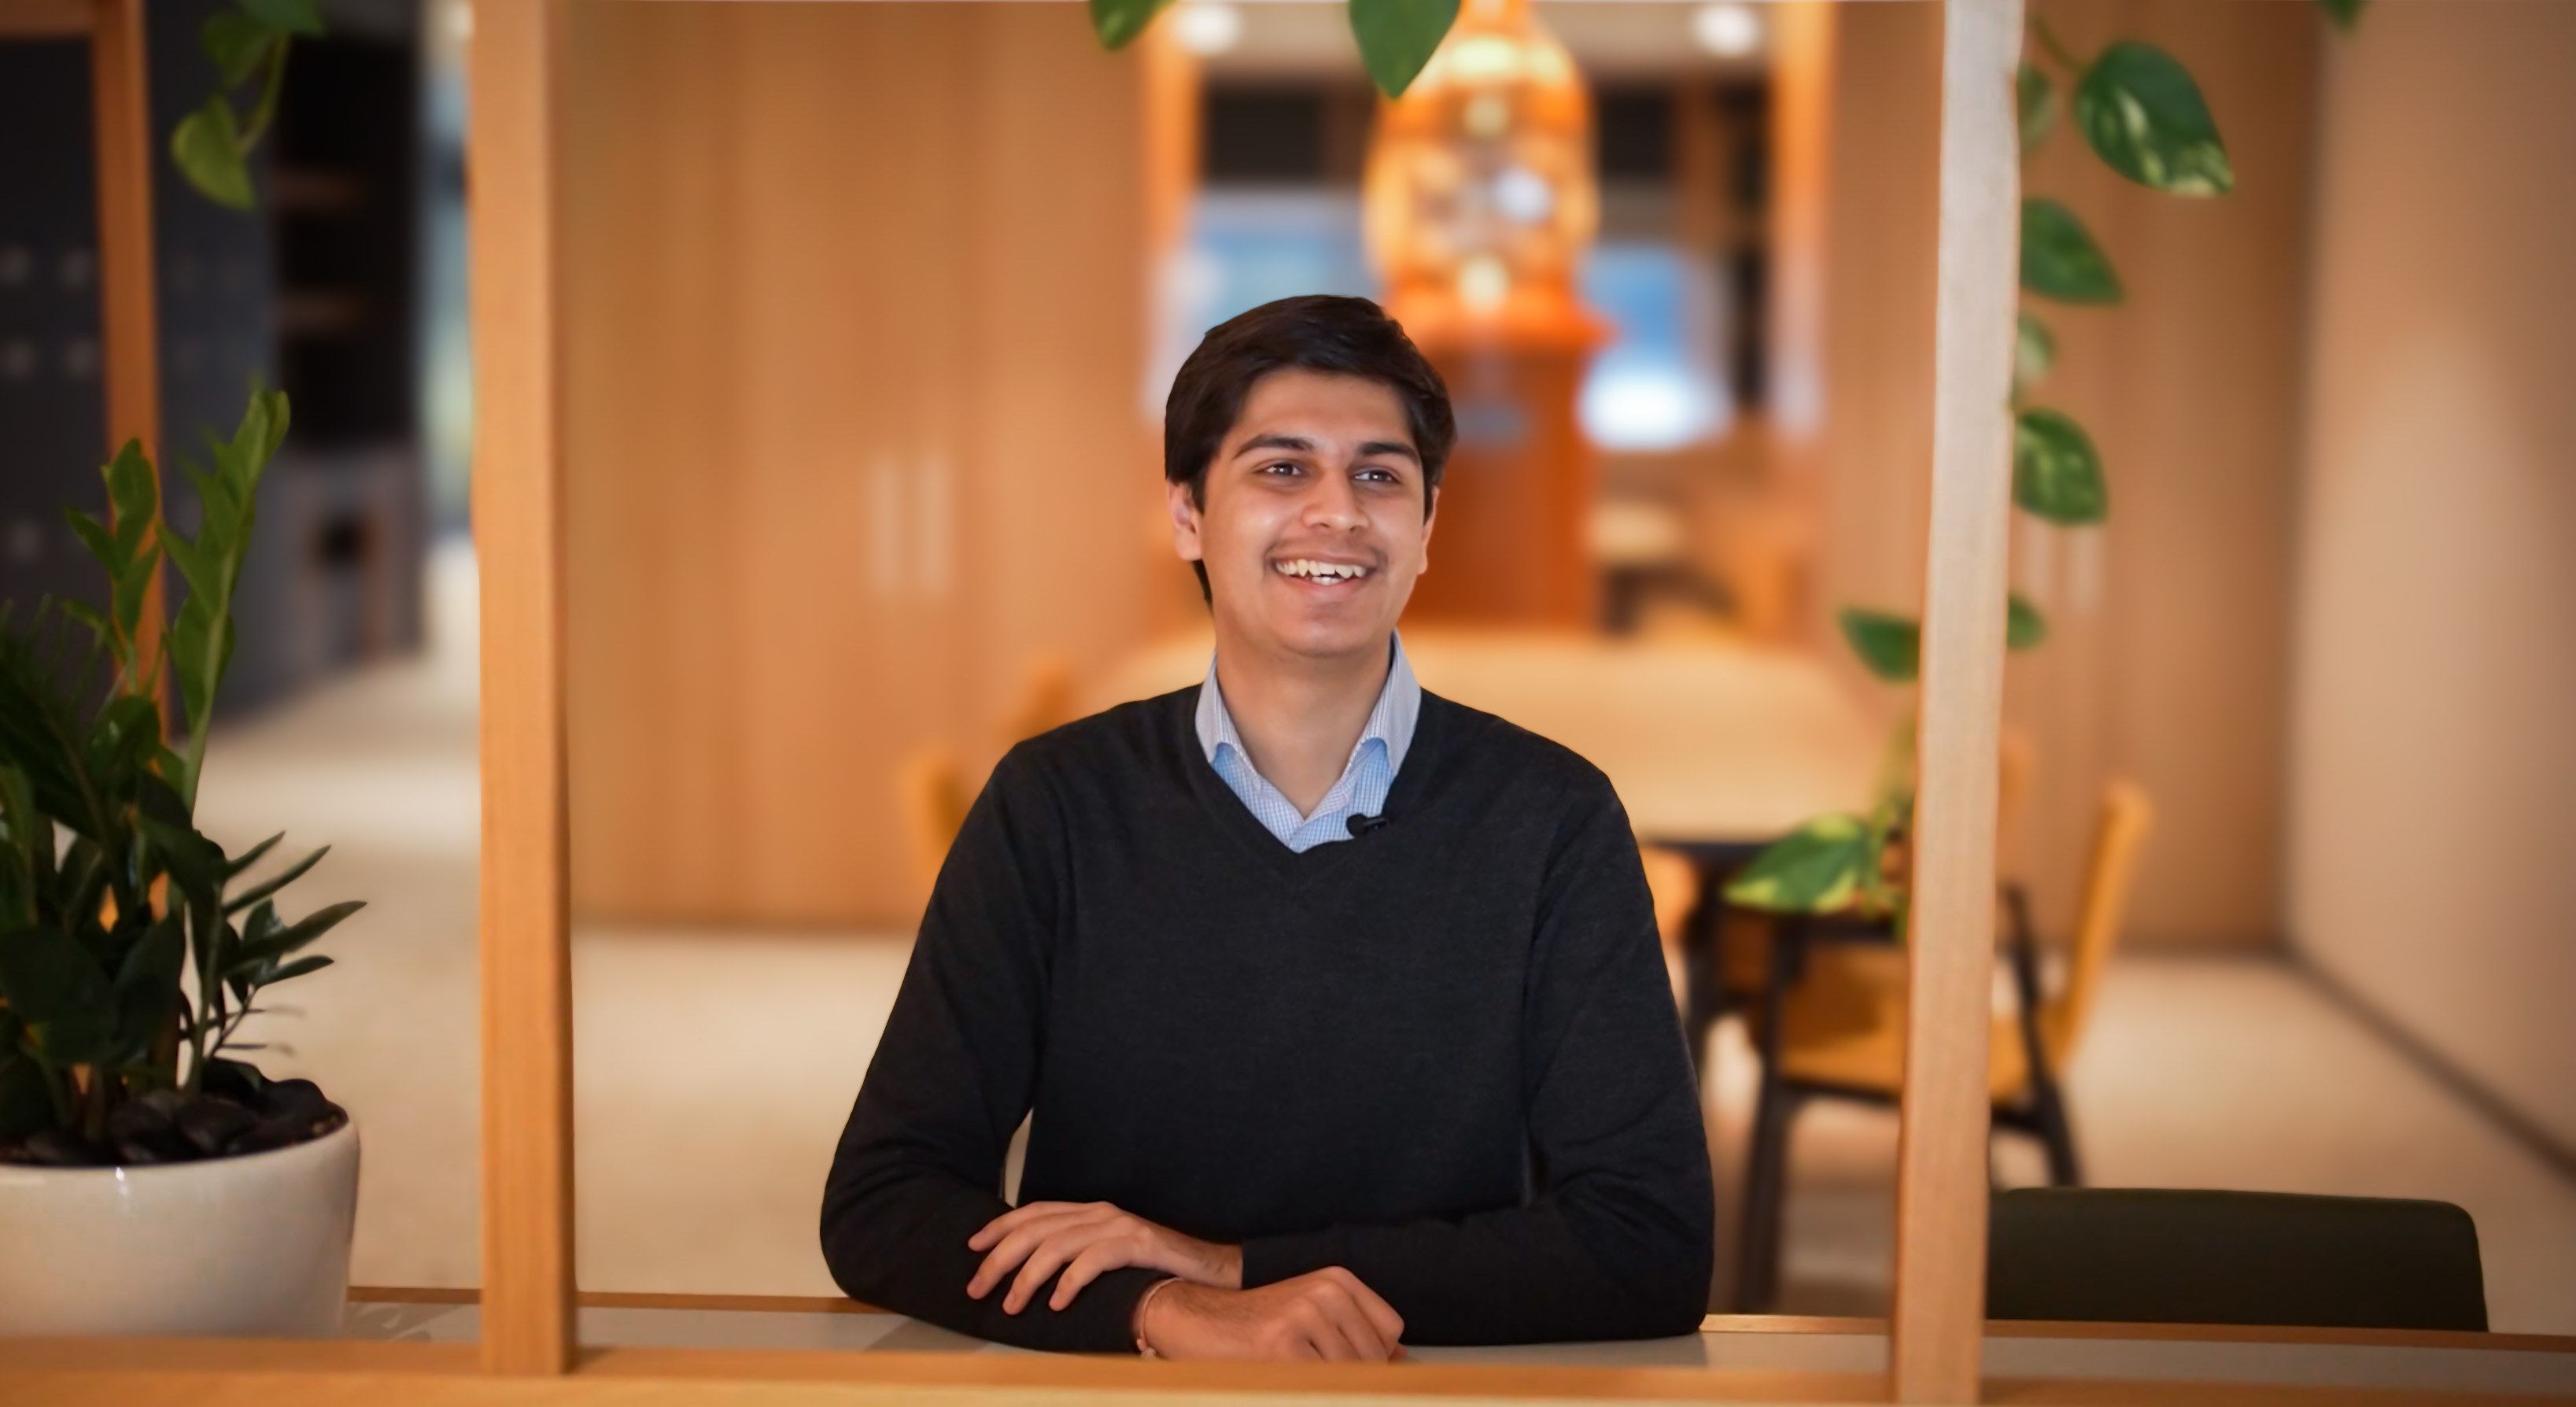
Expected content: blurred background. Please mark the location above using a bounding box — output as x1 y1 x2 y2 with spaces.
3 0 2569 1329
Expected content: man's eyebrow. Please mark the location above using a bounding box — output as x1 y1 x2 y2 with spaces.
1230 434 1422 465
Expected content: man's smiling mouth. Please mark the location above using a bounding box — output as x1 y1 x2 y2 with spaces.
1272 558 1374 583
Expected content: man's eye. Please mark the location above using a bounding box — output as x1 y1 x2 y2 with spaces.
1260 461 1302 476
1356 467 1398 483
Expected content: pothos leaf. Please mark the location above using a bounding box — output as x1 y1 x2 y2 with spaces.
238 0 324 37
2014 311 2056 396
201 10 278 87
1350 0 1460 99
2021 198 2123 305
2074 41 2234 196
2014 408 2109 524
2316 0 2367 32
1725 814 1875 914
2007 593 2049 650
172 98 254 211
1086 0 1173 50
2017 61 2057 157
1839 607 1921 685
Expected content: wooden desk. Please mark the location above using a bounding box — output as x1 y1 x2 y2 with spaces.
15 1291 2571 1404
1094 628 1884 844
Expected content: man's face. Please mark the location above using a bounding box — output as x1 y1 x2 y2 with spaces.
1169 368 1435 663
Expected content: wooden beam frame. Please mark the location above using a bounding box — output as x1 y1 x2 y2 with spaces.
467 0 578 1377
87 0 164 678
1891 0 2025 1400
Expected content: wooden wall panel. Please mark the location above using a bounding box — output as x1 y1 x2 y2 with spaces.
563 3 1152 928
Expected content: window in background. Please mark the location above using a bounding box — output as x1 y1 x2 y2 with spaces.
1150 81 1380 408
1580 79 1768 453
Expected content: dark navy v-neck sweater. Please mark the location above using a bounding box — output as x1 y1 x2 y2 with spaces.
820 686 1714 1352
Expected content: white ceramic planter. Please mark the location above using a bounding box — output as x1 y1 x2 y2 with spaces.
0 1120 359 1338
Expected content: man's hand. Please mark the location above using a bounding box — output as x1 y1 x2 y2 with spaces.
1140 1269 1406 1361
966 1201 1241 1313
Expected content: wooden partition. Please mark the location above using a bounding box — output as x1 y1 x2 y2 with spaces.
25 0 2568 1402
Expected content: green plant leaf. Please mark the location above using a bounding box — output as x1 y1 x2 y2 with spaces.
225 832 286 880
54 600 113 657
1350 0 1460 99
201 10 279 87
1839 607 1921 684
2007 593 2049 650
2014 311 2055 395
112 910 186 1059
62 510 117 574
2075 41 2233 196
238 0 324 36
223 899 363 974
2316 0 2367 31
1725 814 1876 914
223 844 329 915
2014 408 2109 524
111 550 159 646
0 925 116 1065
172 98 254 211
2017 61 2057 157
1086 0 1173 50
104 439 157 542
2021 199 2122 305
256 953 331 986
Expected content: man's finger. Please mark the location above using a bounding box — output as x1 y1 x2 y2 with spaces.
1346 1279 1405 1348
969 1211 1082 1298
966 1209 1098 1298
1003 1229 1100 1314
966 1201 1083 1252
1046 1243 1127 1311
1315 1286 1393 1361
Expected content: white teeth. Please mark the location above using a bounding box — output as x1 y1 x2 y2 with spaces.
1277 559 1367 581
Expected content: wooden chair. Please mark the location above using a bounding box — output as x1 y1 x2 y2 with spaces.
1730 780 2154 1312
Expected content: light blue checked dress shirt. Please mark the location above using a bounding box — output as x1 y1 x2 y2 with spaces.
1194 633 1421 853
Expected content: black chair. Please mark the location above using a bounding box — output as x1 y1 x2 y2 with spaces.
1987 1187 2489 1331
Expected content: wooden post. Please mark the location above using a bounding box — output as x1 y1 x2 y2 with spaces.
469 0 578 1376
88 0 165 678
1889 0 2022 1401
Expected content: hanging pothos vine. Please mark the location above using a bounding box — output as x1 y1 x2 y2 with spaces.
1725 0 2367 924
170 0 324 212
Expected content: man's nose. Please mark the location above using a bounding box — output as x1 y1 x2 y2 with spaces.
1304 470 1365 531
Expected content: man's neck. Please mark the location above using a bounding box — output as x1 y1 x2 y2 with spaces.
1212 631 1392 817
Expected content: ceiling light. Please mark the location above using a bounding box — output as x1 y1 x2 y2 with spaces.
1692 2 1762 59
1168 2 1243 57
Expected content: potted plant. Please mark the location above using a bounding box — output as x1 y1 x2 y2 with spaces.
0 389 365 1339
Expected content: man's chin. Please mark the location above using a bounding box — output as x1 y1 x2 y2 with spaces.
1224 603 1401 664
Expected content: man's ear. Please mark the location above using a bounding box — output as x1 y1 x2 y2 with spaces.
1419 485 1437 568
1166 478 1205 563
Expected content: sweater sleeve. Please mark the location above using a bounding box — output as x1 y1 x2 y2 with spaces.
1236 773 1716 1344
818 747 1159 1352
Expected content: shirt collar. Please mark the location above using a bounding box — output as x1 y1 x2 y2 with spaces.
1196 631 1419 779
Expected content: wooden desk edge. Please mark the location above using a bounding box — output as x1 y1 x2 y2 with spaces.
4 1337 2562 1407
340 1287 2576 1356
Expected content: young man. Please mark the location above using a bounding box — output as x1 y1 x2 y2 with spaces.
821 295 1712 1359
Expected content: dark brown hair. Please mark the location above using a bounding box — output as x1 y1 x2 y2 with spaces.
1164 296 1455 601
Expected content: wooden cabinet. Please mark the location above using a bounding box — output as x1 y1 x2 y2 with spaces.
561 2 1159 927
